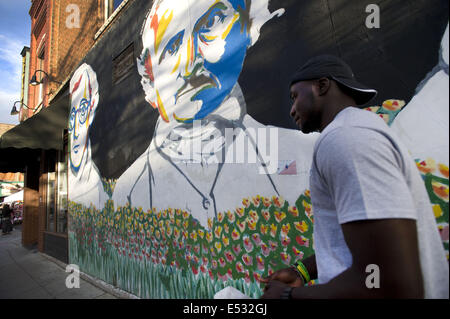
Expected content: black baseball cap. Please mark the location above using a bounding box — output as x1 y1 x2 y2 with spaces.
290 54 377 106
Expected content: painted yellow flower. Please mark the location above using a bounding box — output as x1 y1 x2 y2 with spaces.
288 206 299 217
270 224 277 237
272 196 285 208
438 163 449 178
432 180 449 202
295 221 309 233
260 224 268 235
382 99 405 111
218 212 224 223
302 200 312 214
208 218 214 230
252 195 261 206
206 231 213 243
223 235 230 247
215 226 222 238
227 210 235 223
232 228 240 241
274 211 286 223
190 231 197 242
235 207 245 218
416 158 436 174
215 242 222 253
198 229 205 239
281 223 291 235
249 210 259 222
224 223 229 234
247 218 257 231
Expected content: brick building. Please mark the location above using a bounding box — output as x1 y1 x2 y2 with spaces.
1 0 128 262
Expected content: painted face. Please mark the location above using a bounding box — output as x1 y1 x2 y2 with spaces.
289 81 321 134
138 0 254 124
68 64 99 173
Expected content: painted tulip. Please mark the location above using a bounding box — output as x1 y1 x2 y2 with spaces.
227 211 235 223
252 233 262 246
261 243 270 257
225 250 235 263
256 256 265 271
232 229 240 241
260 224 268 235
236 207 245 218
288 206 299 217
243 236 253 252
281 223 291 235
236 262 244 273
280 252 291 265
242 254 253 266
281 234 291 247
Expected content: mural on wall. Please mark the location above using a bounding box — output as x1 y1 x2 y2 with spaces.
391 23 449 259
68 63 107 209
111 0 318 229
67 0 449 299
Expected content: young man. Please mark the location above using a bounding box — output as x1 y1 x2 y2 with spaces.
261 55 449 299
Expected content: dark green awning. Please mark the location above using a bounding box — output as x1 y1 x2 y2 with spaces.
0 92 69 150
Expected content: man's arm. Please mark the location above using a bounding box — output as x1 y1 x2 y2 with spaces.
260 254 317 287
263 218 424 299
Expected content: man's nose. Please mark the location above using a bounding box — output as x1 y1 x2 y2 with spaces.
290 104 296 118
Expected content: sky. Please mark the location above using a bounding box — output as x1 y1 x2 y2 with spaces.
0 0 31 125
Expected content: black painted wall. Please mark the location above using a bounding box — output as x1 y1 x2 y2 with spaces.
81 0 448 179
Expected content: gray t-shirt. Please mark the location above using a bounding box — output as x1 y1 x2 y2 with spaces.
310 107 449 298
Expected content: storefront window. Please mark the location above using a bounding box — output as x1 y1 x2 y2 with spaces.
56 147 68 233
46 171 56 232
45 145 68 234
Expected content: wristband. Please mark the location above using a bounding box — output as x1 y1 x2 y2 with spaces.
292 261 311 284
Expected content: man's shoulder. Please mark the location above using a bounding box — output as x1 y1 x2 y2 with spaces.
316 107 390 149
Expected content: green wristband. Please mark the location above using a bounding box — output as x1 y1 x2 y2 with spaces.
293 261 311 283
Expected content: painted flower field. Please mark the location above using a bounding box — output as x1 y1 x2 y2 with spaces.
69 191 316 298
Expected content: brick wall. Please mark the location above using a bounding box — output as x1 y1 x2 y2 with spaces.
27 0 104 116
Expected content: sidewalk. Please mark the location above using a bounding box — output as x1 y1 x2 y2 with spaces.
0 224 117 299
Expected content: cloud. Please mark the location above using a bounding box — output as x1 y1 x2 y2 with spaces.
0 34 25 125
0 89 19 124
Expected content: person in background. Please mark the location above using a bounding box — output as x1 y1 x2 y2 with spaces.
2 204 13 235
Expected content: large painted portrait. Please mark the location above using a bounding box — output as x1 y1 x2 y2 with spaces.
112 0 318 229
68 63 106 209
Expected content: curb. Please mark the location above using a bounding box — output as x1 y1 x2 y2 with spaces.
39 252 140 299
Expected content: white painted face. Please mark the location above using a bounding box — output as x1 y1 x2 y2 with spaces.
68 64 99 173
441 23 449 67
137 0 284 124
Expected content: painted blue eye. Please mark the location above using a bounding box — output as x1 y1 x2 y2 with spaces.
78 98 89 124
160 30 185 64
69 108 76 132
206 12 225 29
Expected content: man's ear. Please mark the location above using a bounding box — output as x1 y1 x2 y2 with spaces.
316 77 331 96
